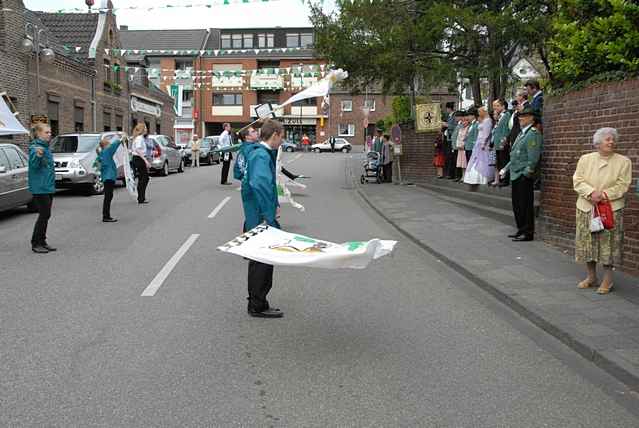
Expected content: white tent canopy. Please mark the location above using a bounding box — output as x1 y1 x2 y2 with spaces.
0 94 29 136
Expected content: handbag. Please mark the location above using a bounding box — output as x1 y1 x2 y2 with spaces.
590 206 604 233
596 192 615 230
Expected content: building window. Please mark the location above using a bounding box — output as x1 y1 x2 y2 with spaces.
213 94 242 106
221 34 231 49
300 33 314 48
363 99 376 111
292 98 315 107
74 106 84 132
258 33 274 48
286 33 300 48
47 101 59 137
103 111 111 131
257 91 279 105
116 114 123 131
232 34 242 49
113 62 121 93
104 59 111 91
341 100 353 112
243 34 253 48
338 124 355 137
182 90 193 103
156 122 161 135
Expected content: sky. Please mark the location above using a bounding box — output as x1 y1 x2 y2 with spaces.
23 0 338 30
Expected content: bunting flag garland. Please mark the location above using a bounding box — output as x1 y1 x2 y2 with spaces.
2 0 293 15
99 46 308 57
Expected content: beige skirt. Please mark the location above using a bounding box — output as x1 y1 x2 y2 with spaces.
574 208 624 266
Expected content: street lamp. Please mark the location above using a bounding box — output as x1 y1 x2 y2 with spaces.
22 22 55 112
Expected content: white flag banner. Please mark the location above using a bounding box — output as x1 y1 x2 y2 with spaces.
114 143 137 199
0 96 28 136
218 225 397 269
277 68 348 110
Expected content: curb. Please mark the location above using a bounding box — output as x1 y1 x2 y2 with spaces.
356 187 639 391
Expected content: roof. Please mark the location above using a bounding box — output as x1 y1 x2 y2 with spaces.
120 29 208 51
32 11 99 62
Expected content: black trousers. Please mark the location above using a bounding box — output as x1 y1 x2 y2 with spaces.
247 260 274 311
465 150 472 163
132 156 149 203
31 194 53 246
383 163 393 182
221 160 231 184
102 179 115 219
511 176 535 237
445 150 456 178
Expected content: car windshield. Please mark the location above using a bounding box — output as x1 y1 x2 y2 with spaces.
201 139 211 148
50 135 100 153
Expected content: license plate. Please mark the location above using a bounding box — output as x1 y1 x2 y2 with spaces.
55 174 62 181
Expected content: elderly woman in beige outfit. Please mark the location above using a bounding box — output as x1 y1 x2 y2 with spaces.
573 127 632 294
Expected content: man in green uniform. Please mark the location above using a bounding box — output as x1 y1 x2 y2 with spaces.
500 106 542 242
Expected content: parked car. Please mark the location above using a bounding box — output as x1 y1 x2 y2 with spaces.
184 136 221 166
147 134 184 176
281 140 299 152
311 138 352 153
51 132 125 195
0 143 34 212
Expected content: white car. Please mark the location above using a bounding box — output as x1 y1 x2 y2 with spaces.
311 138 352 153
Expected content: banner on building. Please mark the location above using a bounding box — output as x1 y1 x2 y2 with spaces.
415 103 442 133
0 96 28 136
169 85 183 116
218 224 397 269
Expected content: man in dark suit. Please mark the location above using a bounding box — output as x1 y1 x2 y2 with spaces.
525 79 543 120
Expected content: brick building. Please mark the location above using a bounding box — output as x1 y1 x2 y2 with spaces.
0 0 175 150
121 26 435 145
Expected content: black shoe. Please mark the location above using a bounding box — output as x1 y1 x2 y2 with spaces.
32 245 49 253
138 200 149 204
43 243 57 251
103 218 118 222
507 233 523 238
512 235 534 242
248 308 284 318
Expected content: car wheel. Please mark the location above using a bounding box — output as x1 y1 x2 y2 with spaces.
160 161 169 176
209 154 214 165
88 175 105 195
360 175 365 184
341 147 349 153
314 148 320 153
286 147 294 152
178 159 184 173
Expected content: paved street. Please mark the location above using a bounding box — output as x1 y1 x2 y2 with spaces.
2 150 639 427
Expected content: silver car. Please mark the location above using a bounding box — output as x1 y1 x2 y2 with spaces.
51 132 125 195
0 143 34 212
147 134 184 176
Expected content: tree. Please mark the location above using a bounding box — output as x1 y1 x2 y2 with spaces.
549 0 639 86
310 0 454 101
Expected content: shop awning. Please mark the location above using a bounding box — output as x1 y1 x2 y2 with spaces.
0 95 28 136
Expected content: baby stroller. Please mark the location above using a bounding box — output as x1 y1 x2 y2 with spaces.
360 151 382 184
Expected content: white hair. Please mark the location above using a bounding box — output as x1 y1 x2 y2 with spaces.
593 127 618 147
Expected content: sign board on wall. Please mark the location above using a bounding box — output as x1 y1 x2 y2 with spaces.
415 103 441 132
130 97 162 118
250 75 284 90
280 117 317 126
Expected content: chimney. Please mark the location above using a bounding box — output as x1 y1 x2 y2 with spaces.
120 25 128 30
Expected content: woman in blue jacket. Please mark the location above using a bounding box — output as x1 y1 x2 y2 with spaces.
28 123 56 253
96 136 124 222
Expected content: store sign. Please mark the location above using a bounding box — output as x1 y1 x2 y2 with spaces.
130 96 161 118
250 74 283 90
281 117 317 126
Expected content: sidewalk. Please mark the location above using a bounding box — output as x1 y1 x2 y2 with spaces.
357 179 639 389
